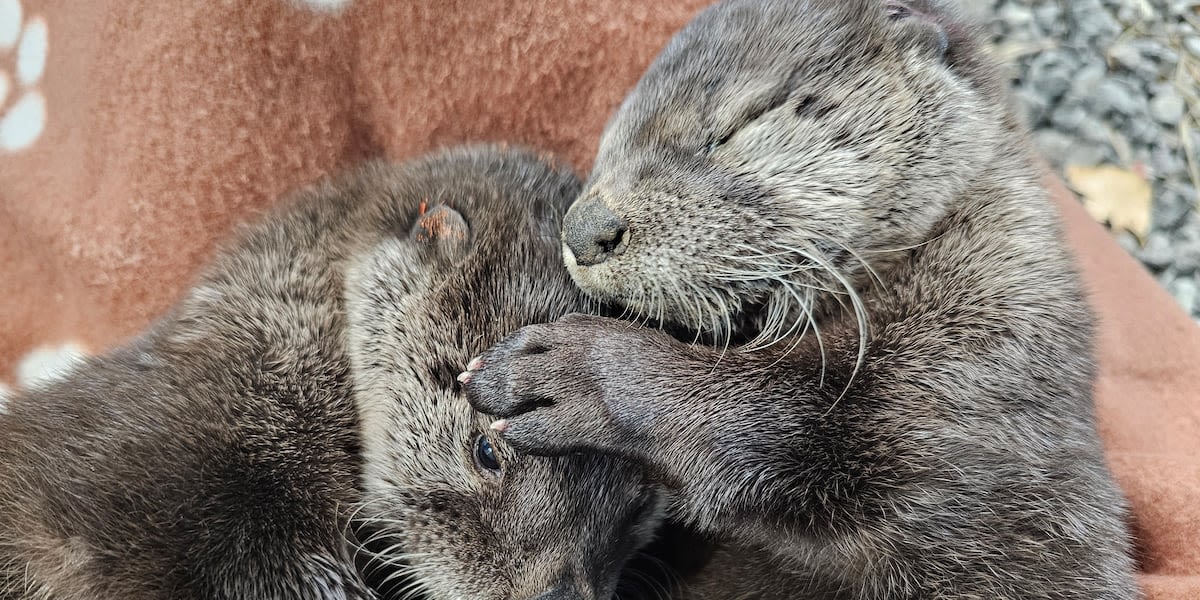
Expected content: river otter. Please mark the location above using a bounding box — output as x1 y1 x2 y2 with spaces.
463 1 1139 598
0 147 662 600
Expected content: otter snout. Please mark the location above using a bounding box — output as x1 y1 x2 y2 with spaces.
562 198 628 266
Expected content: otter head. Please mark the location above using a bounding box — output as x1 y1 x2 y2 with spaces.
345 149 663 600
564 0 1010 344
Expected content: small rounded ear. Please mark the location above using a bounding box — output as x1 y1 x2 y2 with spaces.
885 1 951 60
411 203 472 263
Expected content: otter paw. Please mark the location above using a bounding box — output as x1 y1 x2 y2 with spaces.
460 314 653 457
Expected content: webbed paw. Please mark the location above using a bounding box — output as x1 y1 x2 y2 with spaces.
461 314 663 459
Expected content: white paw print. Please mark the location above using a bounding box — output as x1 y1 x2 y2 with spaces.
15 342 87 390
0 341 88 413
0 0 47 153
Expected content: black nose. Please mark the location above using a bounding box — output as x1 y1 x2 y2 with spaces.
562 198 629 267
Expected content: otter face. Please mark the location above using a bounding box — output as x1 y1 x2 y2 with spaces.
346 151 663 600
564 0 1006 345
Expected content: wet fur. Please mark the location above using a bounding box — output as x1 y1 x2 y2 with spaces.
464 2 1139 598
0 148 661 600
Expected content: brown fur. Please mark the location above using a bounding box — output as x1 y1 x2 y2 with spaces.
464 2 1140 598
0 147 662 600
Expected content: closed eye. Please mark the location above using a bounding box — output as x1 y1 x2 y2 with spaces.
702 90 828 154
794 94 837 120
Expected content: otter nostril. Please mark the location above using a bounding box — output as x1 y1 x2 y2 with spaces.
563 199 629 267
595 224 629 256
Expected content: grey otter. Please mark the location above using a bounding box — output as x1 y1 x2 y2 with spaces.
463 1 1140 598
0 147 662 600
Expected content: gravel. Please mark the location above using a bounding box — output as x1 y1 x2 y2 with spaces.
976 0 1200 321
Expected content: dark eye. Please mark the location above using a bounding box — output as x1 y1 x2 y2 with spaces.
473 435 502 475
702 131 734 155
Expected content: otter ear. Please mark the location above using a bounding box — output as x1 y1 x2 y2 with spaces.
411 202 471 263
885 1 950 60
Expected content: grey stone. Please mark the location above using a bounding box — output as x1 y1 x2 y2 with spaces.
1066 143 1114 167
1032 129 1078 165
1161 183 1200 233
1160 268 1179 289
1116 231 1144 254
1040 74 1074 101
1115 5 1140 25
1153 189 1191 231
1179 213 1200 245
1033 4 1062 32
1139 232 1175 269
1067 62 1108 101
1174 242 1200 274
1026 50 1077 99
1126 116 1163 145
1126 39 1179 78
1150 143 1188 178
1185 36 1200 59
1149 88 1187 124
1077 118 1113 144
1050 104 1088 132
997 4 1034 29
1015 87 1052 124
993 0 1198 305
1108 42 1153 77
1072 4 1122 44
1032 129 1112 167
1170 1 1200 15
1170 182 1200 207
1093 78 1146 117
1169 277 1198 313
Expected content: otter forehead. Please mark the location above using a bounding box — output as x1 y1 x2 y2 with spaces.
567 0 1004 343
595 0 990 171
343 149 661 598
598 0 889 156
346 156 584 484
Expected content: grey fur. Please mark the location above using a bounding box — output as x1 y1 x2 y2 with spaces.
463 1 1140 598
0 147 661 600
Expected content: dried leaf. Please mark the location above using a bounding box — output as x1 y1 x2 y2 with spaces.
1065 164 1153 242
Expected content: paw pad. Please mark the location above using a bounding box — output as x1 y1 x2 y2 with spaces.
0 0 47 153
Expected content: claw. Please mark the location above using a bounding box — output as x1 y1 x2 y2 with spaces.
456 371 472 384
491 419 510 433
466 356 484 371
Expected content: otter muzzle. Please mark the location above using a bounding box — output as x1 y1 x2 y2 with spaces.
562 199 628 267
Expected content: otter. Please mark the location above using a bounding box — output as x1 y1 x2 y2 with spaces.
462 1 1139 599
0 147 663 600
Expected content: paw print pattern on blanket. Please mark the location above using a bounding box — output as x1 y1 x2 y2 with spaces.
0 0 47 153
0 342 88 412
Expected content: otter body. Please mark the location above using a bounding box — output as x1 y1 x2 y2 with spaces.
0 148 661 600
464 2 1138 598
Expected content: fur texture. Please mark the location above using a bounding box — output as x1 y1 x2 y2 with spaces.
0 147 661 600
463 1 1140 598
